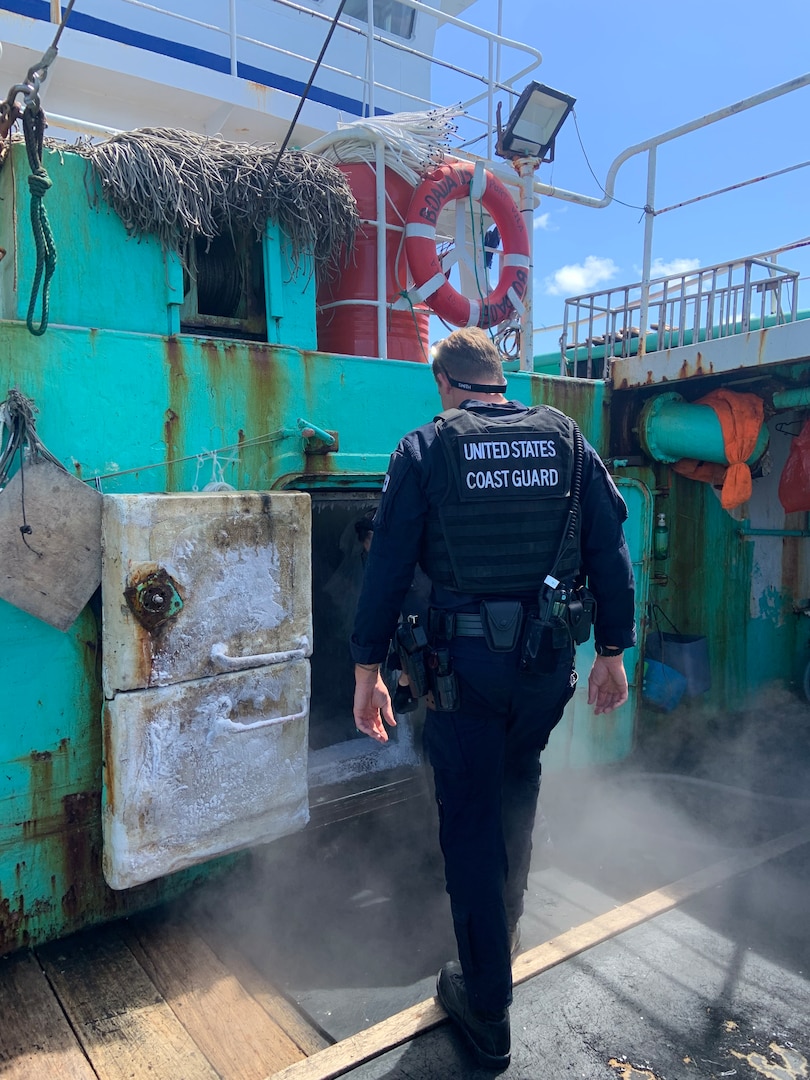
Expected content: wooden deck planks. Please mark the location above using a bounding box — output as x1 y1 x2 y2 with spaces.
125 912 308 1078
0 950 98 1080
1 906 327 1080
37 926 220 1080
192 916 332 1057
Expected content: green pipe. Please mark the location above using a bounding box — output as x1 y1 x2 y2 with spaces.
737 522 810 537
772 386 810 410
297 417 336 446
638 392 769 465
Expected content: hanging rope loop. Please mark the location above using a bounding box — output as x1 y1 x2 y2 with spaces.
0 0 76 333
22 100 57 337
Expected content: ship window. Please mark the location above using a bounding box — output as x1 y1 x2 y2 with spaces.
342 0 415 38
180 235 268 341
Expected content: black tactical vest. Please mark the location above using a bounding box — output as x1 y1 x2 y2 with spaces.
421 405 581 595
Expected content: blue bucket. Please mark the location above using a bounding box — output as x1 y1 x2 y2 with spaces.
643 659 688 711
646 631 711 696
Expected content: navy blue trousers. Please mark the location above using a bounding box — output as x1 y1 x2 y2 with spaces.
424 636 576 1016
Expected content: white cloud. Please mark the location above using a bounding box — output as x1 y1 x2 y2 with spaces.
545 256 618 297
533 212 552 231
647 257 701 278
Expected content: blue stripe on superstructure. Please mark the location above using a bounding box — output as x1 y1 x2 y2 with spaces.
0 1 371 116
236 60 364 116
64 10 232 75
1 0 49 19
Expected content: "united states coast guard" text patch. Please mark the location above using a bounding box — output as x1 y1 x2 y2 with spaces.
455 432 571 499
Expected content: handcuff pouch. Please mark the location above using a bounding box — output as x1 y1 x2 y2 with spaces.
479 599 524 652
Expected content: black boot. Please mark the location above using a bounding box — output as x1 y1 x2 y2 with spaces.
436 962 511 1070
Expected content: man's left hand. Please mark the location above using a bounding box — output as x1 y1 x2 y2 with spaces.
587 654 628 715
353 665 397 742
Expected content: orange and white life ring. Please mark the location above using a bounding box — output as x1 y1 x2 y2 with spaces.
404 161 530 329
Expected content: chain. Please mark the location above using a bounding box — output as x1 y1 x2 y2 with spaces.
0 0 77 136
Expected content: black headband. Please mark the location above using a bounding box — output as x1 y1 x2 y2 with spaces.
446 373 507 394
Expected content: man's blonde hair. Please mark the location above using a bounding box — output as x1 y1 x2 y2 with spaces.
431 327 505 387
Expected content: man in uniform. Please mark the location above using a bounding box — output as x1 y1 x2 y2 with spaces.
351 327 635 1070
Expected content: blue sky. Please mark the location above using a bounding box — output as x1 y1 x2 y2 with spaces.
433 0 810 355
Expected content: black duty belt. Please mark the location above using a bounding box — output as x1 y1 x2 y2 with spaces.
429 609 486 639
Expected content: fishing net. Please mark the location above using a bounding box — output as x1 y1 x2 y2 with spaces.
68 128 359 275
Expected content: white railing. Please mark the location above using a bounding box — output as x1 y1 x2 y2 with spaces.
560 248 804 378
530 72 810 370
40 0 541 152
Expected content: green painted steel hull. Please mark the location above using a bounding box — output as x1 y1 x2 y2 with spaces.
0 595 231 949
2 139 805 956
0 314 627 953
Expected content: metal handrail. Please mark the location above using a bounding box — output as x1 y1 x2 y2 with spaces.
47 0 541 147
531 72 810 366
560 251 801 376
29 0 538 363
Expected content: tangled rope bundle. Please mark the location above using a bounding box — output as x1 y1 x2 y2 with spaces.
0 388 64 488
315 106 461 186
0 388 65 554
70 128 359 275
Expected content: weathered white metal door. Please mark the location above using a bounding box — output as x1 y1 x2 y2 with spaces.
101 492 312 889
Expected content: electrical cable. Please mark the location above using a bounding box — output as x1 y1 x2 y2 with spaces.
268 0 349 183
571 110 647 213
0 389 65 555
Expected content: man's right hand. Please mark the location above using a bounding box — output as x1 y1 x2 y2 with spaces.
353 664 397 743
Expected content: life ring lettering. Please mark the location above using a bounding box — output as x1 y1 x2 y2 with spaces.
417 172 462 226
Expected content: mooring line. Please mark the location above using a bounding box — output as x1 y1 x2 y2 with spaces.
266 822 810 1080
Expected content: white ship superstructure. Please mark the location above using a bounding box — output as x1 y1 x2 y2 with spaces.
0 0 541 145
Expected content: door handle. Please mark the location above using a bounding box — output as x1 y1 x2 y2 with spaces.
210 642 307 672
210 701 309 735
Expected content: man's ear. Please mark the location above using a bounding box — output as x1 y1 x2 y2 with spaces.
434 370 450 395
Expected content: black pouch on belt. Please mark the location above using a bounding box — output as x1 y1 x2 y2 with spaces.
480 600 524 652
430 647 460 711
567 586 596 645
519 617 562 673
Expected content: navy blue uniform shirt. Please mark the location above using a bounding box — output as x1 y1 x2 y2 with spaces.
350 400 636 665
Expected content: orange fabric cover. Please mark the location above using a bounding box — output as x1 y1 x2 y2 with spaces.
672 389 764 510
778 418 810 513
